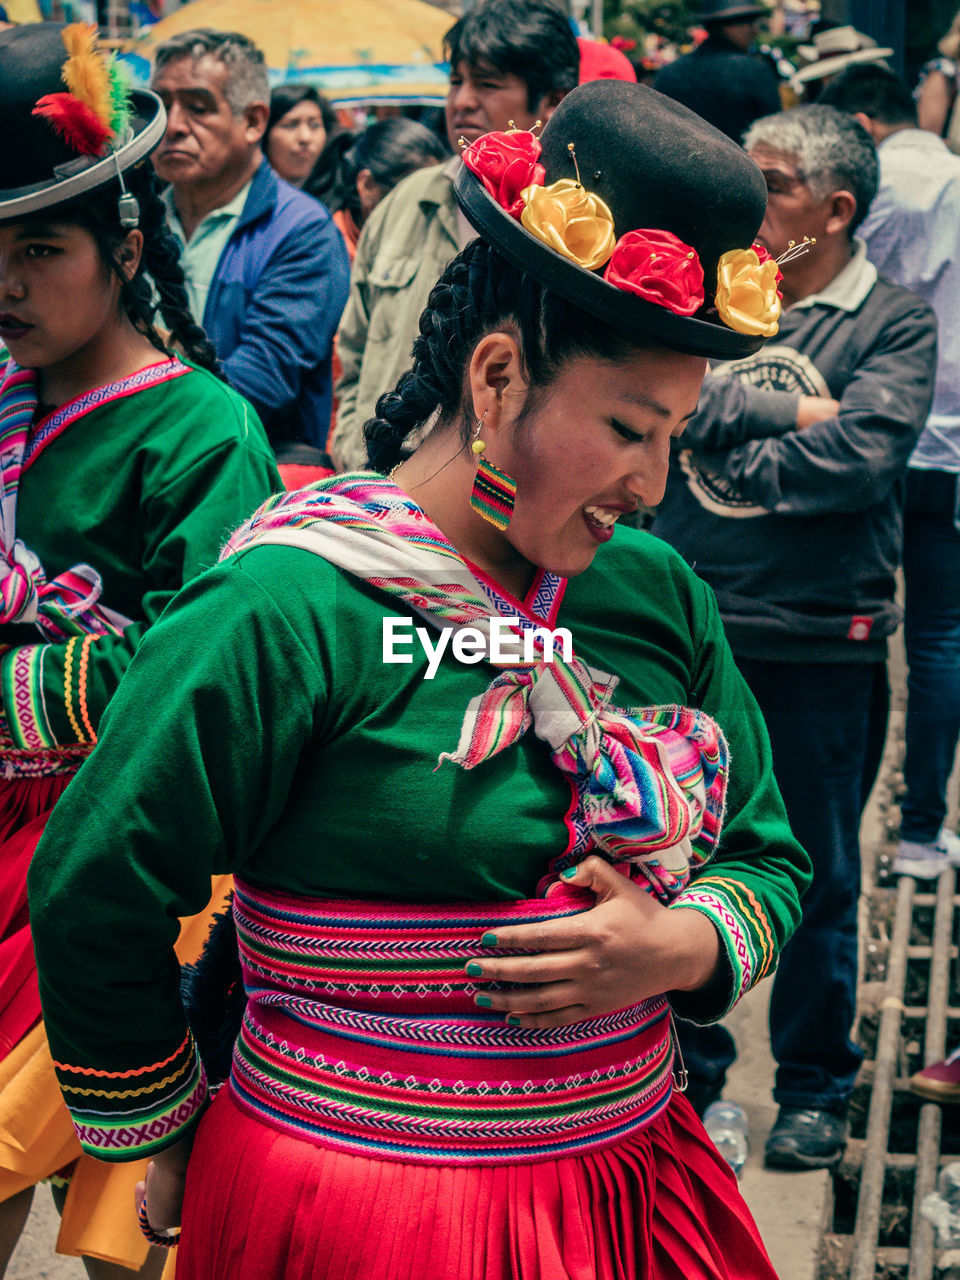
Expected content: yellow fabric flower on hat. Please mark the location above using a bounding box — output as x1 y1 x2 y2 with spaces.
714 248 782 337
519 179 616 271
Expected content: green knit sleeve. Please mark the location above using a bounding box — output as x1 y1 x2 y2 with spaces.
668 572 812 1022
28 550 326 1160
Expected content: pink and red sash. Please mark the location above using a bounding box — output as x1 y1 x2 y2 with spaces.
230 879 678 1164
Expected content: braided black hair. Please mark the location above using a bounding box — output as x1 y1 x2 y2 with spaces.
128 165 223 375
364 238 644 472
51 164 223 377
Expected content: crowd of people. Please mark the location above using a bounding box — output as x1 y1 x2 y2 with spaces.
0 0 957 1276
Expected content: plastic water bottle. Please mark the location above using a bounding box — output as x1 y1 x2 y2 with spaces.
920 1163 960 1246
702 1100 749 1176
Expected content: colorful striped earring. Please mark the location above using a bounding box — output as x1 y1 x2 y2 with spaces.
469 413 516 530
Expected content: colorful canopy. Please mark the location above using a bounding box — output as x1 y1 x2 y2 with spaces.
122 0 452 104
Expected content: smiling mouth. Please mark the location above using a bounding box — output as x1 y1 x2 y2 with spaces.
583 505 625 529
582 505 629 543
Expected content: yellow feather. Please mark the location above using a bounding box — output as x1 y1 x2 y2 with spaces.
60 23 112 130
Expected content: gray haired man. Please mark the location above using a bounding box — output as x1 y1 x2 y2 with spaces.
653 106 937 1169
152 29 350 451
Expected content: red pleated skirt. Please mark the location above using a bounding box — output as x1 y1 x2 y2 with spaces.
0 774 72 1062
176 1086 777 1280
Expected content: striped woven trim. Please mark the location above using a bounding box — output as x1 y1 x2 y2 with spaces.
468 561 566 630
704 876 776 982
54 1031 208 1161
23 359 190 470
669 878 769 1012
0 749 87 779
1 644 56 750
230 880 676 1164
0 365 34 516
231 1012 673 1163
233 879 592 1004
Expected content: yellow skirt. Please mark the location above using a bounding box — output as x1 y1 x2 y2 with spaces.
0 875 232 1272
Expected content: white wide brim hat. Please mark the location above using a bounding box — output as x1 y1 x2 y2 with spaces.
791 44 894 88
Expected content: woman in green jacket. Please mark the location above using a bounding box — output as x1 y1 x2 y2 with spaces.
0 22 278 1278
31 80 808 1278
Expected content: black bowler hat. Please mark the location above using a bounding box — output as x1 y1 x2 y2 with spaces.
0 22 165 224
454 80 777 360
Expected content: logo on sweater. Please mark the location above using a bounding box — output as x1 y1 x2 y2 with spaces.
680 346 830 519
382 617 573 680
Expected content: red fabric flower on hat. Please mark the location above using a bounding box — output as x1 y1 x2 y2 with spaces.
462 131 546 220
603 229 705 317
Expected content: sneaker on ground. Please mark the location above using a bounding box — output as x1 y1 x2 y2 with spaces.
910 1046 960 1104
763 1107 847 1170
893 829 960 879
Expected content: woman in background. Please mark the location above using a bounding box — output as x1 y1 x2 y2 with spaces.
264 84 338 189
308 117 447 460
307 117 446 259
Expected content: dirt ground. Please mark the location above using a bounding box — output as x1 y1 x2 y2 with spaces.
8 1185 84 1278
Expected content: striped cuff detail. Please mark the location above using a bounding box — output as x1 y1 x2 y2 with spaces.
0 644 57 749
54 1032 208 1161
717 878 776 982
669 879 765 1017
63 635 98 744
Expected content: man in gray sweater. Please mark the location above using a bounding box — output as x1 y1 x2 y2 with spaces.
653 105 937 1169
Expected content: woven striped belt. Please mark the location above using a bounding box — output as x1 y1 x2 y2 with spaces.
229 878 678 1165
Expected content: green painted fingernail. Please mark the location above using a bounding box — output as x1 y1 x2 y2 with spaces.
560 865 578 879
480 932 498 947
465 962 483 977
476 994 493 1008
507 1016 522 1027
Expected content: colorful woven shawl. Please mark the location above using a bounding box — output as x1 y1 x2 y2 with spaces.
222 474 729 899
0 362 131 642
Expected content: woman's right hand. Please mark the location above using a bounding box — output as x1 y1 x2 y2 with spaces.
134 1132 193 1233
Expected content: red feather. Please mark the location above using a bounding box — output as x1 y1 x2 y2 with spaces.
33 93 110 156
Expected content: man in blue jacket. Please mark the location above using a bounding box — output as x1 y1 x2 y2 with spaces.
152 29 350 451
